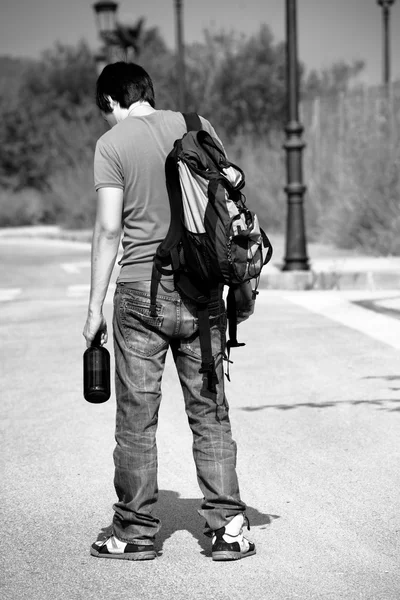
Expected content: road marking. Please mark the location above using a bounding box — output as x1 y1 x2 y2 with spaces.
61 253 122 275
279 290 400 351
0 288 22 302
0 285 116 303
369 296 400 311
67 283 116 300
61 261 91 274
67 284 90 297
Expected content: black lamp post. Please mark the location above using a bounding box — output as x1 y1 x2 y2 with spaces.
93 1 120 71
174 0 187 111
377 0 396 86
282 0 309 271
93 3 145 72
93 1 118 38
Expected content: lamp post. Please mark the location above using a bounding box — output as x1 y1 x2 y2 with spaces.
377 0 396 86
93 1 118 39
174 0 187 111
282 0 309 271
93 1 120 71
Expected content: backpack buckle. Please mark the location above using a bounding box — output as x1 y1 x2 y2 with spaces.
199 360 214 374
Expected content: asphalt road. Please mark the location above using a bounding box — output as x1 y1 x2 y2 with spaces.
1 237 400 600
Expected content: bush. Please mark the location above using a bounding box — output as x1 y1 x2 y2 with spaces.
301 84 400 254
226 133 286 231
47 165 97 229
0 189 48 226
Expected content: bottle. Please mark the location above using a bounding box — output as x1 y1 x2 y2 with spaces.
83 330 110 404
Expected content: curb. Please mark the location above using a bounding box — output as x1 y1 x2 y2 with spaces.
259 269 400 291
2 226 400 291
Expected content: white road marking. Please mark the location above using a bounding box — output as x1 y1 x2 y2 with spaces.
61 253 122 275
67 283 116 301
0 288 22 302
276 290 400 351
61 262 91 274
371 296 400 311
67 284 90 297
0 284 116 304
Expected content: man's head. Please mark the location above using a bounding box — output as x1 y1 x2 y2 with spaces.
96 62 155 125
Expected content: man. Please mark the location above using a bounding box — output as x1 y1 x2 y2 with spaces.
83 62 255 561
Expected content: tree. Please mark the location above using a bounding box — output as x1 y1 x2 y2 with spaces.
184 25 287 138
302 59 366 100
132 24 177 109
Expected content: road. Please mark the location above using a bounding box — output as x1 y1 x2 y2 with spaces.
1 237 400 600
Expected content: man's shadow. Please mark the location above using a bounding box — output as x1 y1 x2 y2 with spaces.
156 490 278 555
97 490 279 556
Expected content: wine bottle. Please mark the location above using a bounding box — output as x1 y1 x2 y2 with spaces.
83 330 110 404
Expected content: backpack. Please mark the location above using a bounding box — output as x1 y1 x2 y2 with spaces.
150 112 272 397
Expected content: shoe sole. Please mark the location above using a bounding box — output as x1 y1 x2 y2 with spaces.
212 548 256 561
90 547 156 561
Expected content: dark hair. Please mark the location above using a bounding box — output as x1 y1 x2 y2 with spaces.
96 62 155 113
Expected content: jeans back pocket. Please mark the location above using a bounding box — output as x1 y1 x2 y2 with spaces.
118 291 166 357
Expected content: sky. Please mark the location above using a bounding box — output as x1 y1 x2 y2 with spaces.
1 0 400 85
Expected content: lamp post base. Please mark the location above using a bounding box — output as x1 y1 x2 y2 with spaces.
282 260 310 272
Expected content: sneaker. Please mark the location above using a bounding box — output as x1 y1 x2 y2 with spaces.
90 535 157 561
211 513 256 561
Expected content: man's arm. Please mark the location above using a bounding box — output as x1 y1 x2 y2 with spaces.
83 187 123 347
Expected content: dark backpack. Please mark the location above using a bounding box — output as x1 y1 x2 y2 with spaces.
150 113 272 395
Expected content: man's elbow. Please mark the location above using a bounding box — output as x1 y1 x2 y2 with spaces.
95 223 121 241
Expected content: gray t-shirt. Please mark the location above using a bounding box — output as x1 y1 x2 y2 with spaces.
94 110 221 282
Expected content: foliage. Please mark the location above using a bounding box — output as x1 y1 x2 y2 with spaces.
136 26 177 110
0 25 365 193
0 56 34 99
1 23 400 256
185 25 287 138
302 59 366 100
0 188 48 226
0 41 104 193
300 84 400 254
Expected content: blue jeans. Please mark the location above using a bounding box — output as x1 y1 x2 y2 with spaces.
111 278 246 545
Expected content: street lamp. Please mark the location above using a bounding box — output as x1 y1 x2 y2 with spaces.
282 0 309 271
174 0 187 111
377 0 396 86
92 2 144 71
93 1 118 38
93 1 120 71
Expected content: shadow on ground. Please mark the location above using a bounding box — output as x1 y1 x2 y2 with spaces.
363 375 400 381
239 399 400 412
95 490 278 556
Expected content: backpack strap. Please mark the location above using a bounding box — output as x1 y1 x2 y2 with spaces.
182 112 202 132
174 272 219 398
225 287 246 381
182 112 220 399
182 112 217 397
150 113 201 316
197 306 218 396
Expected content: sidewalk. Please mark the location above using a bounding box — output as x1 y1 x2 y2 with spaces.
2 225 400 290
262 234 400 290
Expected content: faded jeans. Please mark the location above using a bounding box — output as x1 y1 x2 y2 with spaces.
112 277 246 545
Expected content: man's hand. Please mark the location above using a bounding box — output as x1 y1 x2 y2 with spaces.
83 311 108 348
234 281 256 324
